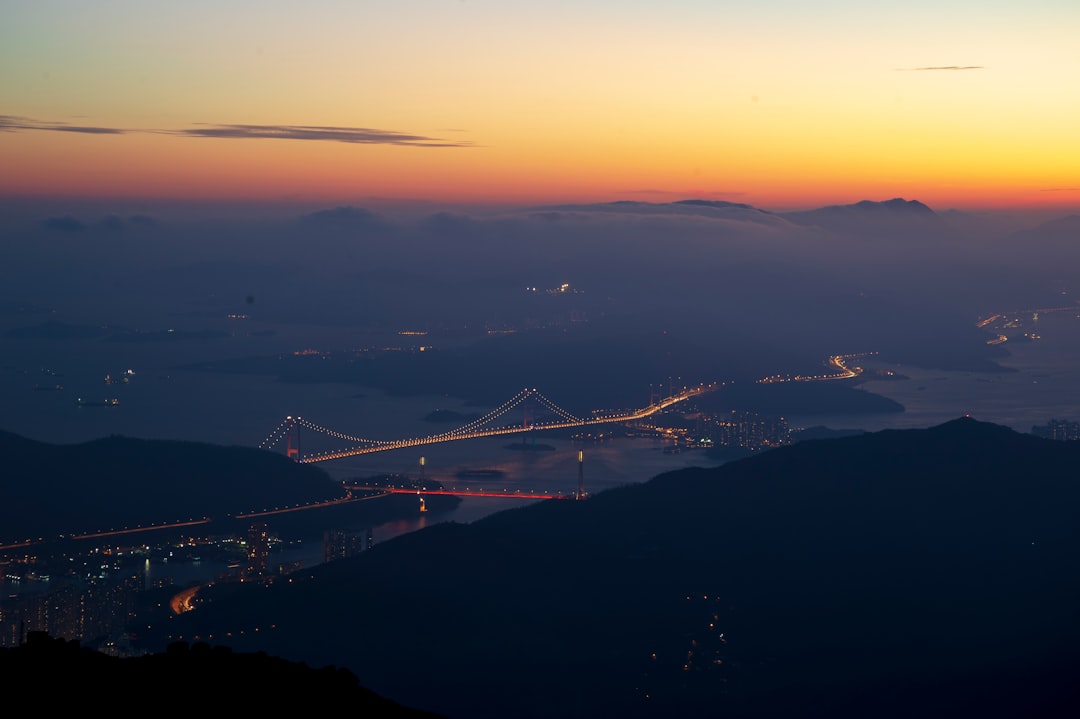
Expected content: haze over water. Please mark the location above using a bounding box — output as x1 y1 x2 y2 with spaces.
4 303 1079 455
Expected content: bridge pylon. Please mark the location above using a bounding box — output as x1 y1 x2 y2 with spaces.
286 420 300 462
577 449 587 500
522 391 535 430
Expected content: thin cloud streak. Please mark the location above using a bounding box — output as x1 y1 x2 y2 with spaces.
0 115 472 147
897 66 985 71
173 123 473 147
0 115 126 134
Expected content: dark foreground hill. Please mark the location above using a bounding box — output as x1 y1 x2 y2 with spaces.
0 430 339 541
0 632 444 717
150 418 1080 719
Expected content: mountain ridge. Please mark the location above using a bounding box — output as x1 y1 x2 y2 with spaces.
0 430 340 542
152 417 1080 719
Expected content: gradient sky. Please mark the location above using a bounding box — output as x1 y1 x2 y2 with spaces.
2 0 1078 212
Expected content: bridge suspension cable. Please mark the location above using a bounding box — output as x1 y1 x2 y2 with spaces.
262 383 717 463
294 417 390 445
436 387 534 439
260 415 395 452
529 389 582 423
258 417 296 451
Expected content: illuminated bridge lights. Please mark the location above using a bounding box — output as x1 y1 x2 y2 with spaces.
267 384 718 463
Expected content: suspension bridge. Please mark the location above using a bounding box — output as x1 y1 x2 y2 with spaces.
259 383 718 464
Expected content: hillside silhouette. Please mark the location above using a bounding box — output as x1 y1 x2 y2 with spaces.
150 417 1080 719
0 431 339 541
0 632 444 716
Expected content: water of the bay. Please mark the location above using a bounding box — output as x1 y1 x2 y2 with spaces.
138 434 713 587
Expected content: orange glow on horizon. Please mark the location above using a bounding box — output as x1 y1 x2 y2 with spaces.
3 126 1078 214
4 3 1078 215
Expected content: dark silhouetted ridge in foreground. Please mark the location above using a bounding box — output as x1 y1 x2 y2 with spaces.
0 632 445 716
149 418 1080 719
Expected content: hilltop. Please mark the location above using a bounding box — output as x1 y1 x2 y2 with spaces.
0 430 340 542
151 417 1080 719
0 632 445 716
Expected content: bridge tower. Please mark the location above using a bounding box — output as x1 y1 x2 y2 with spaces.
419 455 426 484
577 449 587 500
286 419 301 462
522 390 534 429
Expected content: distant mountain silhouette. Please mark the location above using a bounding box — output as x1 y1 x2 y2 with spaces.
672 198 756 210
531 199 794 227
788 197 936 218
0 632 445 716
541 199 758 213
530 197 959 241
780 198 945 237
155 417 1080 719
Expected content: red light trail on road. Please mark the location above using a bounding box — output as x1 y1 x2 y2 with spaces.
352 486 571 500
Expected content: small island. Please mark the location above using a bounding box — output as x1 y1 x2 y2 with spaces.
422 409 480 424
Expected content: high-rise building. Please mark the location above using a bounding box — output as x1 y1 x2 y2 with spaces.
1032 418 1080 441
0 573 141 648
711 409 791 449
247 522 270 576
323 529 366 563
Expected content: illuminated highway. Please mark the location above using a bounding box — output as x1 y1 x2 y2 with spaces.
349 486 573 500
233 489 390 519
69 518 213 542
0 493 396 552
756 352 876 384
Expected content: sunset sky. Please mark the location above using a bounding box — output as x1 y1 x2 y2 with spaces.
3 0 1078 212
